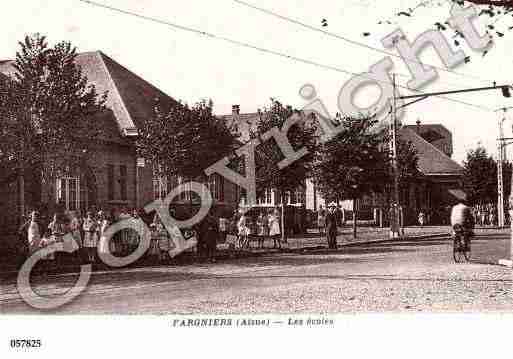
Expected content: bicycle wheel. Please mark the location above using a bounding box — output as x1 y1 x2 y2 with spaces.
453 239 464 263
463 240 471 262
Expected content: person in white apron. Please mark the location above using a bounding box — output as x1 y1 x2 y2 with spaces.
83 212 98 263
27 211 41 256
97 211 111 256
69 211 82 262
237 213 249 249
268 208 281 249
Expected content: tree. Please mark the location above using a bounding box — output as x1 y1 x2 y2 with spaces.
0 34 107 215
251 99 318 241
136 98 238 207
369 0 513 60
313 115 390 238
462 146 499 205
313 116 420 238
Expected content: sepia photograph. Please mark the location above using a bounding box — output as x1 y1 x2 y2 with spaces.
1 0 512 357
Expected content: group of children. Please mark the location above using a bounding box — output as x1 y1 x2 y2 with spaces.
235 208 282 249
24 208 186 266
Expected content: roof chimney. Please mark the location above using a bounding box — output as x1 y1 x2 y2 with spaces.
232 104 240 115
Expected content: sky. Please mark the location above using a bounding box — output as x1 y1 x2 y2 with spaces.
2 0 512 164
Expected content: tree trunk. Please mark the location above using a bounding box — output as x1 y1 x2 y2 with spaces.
19 171 25 220
352 198 357 239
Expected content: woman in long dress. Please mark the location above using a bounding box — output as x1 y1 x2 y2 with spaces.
69 211 82 262
268 208 281 249
154 215 170 263
27 211 41 256
97 211 111 256
237 213 249 249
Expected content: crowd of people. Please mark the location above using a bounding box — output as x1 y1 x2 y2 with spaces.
473 203 498 226
17 206 226 269
15 204 293 270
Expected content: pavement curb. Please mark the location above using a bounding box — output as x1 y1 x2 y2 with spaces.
0 232 451 278
285 232 450 253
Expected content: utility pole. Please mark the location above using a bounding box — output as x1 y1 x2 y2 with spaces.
391 83 512 264
390 74 402 239
495 107 512 228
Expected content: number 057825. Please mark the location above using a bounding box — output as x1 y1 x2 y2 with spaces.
10 339 42 349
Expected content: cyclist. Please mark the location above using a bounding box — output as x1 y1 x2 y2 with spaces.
450 197 474 250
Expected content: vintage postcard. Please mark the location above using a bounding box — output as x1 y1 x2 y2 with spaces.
1 0 512 357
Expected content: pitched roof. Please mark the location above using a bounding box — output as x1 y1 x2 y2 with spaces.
398 127 463 176
403 123 451 136
0 51 178 142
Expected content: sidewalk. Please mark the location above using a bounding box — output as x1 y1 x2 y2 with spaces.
281 225 451 250
0 225 458 277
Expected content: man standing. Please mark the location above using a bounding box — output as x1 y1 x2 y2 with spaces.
325 204 338 250
199 212 219 263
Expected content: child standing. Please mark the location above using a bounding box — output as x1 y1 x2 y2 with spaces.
268 208 281 249
97 211 111 256
257 212 268 249
83 212 98 263
154 216 170 263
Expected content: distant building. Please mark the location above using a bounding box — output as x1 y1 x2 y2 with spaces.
306 121 464 225
404 120 453 158
220 105 307 209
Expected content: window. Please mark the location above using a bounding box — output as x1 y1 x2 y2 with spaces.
295 189 304 205
290 191 297 204
120 165 127 201
153 176 168 201
178 176 191 202
56 177 80 211
208 174 224 201
107 164 115 200
153 174 191 202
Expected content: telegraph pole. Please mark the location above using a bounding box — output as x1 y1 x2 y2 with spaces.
390 74 402 238
495 107 512 228
391 83 512 264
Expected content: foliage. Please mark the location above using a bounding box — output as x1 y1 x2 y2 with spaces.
367 0 513 61
312 115 390 203
250 99 319 202
462 145 498 205
0 34 107 182
136 98 238 183
312 116 420 204
397 138 422 183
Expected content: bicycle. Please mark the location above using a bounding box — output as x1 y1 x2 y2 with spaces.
452 224 471 263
